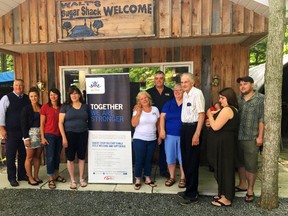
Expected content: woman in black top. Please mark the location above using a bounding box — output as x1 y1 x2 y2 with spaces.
21 87 43 185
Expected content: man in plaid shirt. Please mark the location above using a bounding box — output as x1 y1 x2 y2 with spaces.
235 76 264 203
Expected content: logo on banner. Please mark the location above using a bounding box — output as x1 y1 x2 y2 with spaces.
86 77 105 94
104 176 113 180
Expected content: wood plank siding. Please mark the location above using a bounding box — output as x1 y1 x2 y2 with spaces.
0 0 268 45
2 0 266 104
13 45 248 104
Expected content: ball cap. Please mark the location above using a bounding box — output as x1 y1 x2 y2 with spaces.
237 76 254 83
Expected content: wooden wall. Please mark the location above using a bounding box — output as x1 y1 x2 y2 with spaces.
0 0 268 46
159 0 268 37
210 44 249 104
1 0 261 104
14 44 249 105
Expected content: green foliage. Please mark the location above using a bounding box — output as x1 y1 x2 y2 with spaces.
249 38 268 66
91 67 176 90
0 54 14 72
91 66 176 90
250 25 288 66
91 66 160 90
129 67 159 90
283 26 288 54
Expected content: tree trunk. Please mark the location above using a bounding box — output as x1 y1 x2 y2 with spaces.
259 0 285 209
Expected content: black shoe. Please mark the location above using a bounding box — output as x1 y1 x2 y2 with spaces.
28 180 39 186
208 165 215 172
18 175 29 181
36 179 43 184
177 191 186 199
179 196 198 205
177 191 193 200
10 180 19 187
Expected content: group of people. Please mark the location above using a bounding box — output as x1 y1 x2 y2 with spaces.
131 72 264 207
0 80 89 189
0 73 264 206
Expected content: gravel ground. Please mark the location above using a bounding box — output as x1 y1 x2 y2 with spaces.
0 189 287 216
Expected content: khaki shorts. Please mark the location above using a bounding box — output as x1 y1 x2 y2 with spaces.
237 140 259 173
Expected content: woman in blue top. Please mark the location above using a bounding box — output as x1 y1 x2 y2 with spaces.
159 84 185 188
59 86 89 189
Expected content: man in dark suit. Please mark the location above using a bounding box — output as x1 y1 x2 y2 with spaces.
0 79 30 186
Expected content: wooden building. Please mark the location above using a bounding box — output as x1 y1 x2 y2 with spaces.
0 0 269 107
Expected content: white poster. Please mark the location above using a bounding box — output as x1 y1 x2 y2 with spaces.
88 130 132 183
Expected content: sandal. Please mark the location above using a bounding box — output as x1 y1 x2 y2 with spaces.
48 180 56 189
80 179 88 187
178 179 186 188
235 186 247 192
70 180 77 189
213 195 221 200
55 176 67 183
211 200 232 207
134 183 141 190
165 178 175 187
145 181 157 187
245 193 255 202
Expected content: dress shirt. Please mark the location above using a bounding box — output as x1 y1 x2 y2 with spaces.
181 87 205 123
0 92 23 126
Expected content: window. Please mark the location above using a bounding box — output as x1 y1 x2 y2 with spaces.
60 62 193 102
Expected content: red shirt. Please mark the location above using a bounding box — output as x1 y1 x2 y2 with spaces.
40 103 61 136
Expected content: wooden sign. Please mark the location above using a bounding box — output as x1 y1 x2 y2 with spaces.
58 0 154 40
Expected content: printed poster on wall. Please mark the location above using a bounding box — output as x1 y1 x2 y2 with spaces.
86 74 132 183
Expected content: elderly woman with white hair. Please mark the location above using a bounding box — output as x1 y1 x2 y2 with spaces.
131 91 160 190
159 84 185 188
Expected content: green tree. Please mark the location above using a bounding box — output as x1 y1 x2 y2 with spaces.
250 25 288 66
0 53 14 72
250 39 267 66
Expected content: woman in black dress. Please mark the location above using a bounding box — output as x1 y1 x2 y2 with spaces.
206 87 239 207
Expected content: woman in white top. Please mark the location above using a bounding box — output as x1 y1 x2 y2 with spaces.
131 91 160 190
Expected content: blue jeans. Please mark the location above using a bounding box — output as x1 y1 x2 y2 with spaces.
133 139 157 179
45 134 62 176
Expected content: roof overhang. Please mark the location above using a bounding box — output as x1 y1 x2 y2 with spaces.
231 0 288 20
0 0 25 17
230 0 269 17
0 34 267 54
